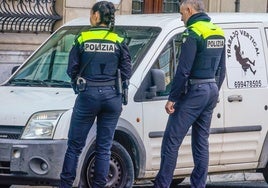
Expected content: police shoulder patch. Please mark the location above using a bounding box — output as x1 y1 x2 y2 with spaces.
207 39 225 48
84 42 115 52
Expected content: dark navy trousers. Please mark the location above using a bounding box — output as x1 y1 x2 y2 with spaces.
154 82 219 188
60 86 122 188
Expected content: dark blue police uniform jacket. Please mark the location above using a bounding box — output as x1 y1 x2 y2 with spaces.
67 27 131 83
168 12 226 102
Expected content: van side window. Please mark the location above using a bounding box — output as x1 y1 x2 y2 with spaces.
152 43 174 96
134 33 182 102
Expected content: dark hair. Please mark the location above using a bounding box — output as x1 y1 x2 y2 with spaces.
92 1 116 31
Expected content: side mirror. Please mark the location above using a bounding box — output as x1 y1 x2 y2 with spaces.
146 69 166 99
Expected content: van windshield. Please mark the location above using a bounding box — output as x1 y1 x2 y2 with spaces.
8 26 161 87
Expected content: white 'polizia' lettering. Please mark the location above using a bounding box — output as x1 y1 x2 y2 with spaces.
84 42 115 52
207 39 225 48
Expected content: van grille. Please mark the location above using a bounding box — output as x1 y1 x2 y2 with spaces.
0 161 10 174
0 126 23 140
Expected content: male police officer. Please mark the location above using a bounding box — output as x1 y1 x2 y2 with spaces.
153 0 226 187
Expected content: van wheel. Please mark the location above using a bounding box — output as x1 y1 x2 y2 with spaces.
83 141 134 188
170 178 185 187
263 164 268 183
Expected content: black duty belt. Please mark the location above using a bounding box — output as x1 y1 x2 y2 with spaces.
189 78 216 85
86 80 116 87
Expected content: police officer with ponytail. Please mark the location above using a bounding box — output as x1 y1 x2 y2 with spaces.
153 0 225 188
60 1 131 188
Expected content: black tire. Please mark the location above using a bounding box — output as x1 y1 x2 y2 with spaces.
170 178 185 187
263 164 268 184
82 141 134 188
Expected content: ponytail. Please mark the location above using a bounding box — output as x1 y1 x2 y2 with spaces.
107 2 115 31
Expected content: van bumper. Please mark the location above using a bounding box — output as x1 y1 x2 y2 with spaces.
0 139 67 186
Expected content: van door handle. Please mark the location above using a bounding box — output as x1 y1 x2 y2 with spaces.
228 95 243 102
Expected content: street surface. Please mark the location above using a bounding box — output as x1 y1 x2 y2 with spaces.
10 180 268 188
8 173 268 188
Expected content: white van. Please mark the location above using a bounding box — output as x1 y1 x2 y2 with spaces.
0 13 268 188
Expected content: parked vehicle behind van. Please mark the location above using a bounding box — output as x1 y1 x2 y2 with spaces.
0 13 268 188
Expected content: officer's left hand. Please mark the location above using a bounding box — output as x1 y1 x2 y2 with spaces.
165 101 175 114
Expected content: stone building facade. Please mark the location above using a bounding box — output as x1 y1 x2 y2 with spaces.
0 0 267 83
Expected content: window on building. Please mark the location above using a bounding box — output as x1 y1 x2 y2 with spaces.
132 0 144 14
163 0 180 13
132 0 181 14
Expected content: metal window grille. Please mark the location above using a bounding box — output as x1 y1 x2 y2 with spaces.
0 0 62 33
132 0 144 14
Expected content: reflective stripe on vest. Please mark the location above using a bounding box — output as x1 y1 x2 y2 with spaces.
77 30 124 44
189 21 224 39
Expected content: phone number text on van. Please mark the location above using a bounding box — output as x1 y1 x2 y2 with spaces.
234 80 262 88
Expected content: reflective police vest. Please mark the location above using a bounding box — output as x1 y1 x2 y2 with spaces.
76 29 124 81
188 21 225 79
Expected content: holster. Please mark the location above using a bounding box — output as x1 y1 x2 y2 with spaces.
116 69 122 95
122 80 129 105
116 69 129 105
122 87 128 105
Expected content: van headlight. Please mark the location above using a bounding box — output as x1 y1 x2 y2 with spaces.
21 110 66 139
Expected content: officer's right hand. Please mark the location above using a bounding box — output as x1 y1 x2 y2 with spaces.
165 101 175 114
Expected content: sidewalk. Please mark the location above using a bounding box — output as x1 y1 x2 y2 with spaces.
182 172 265 184
209 172 265 182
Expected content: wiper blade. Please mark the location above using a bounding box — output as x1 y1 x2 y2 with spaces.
9 79 48 86
43 79 71 87
9 78 71 88
10 78 30 83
